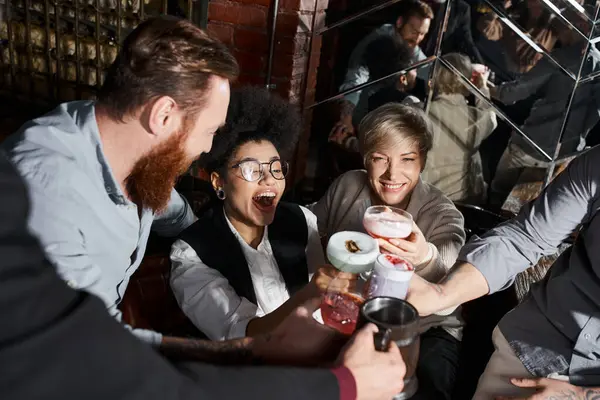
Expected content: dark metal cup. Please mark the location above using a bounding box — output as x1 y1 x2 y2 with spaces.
357 297 420 399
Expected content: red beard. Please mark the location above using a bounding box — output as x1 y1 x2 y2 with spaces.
126 131 193 213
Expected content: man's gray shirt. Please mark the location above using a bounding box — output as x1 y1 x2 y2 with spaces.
1 101 195 345
458 144 600 384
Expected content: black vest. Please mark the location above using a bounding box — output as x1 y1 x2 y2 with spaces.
179 202 309 304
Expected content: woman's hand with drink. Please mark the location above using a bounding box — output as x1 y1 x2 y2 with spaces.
377 221 431 267
337 323 406 400
472 64 490 89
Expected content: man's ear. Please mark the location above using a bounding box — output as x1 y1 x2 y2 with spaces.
399 74 408 87
395 16 404 29
147 96 182 138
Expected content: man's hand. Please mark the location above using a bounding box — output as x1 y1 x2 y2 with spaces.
377 222 430 266
405 273 445 316
495 377 600 399
338 324 406 400
311 265 356 293
407 262 490 317
253 298 348 366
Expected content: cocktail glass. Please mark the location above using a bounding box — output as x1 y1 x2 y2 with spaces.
320 274 365 336
363 205 413 240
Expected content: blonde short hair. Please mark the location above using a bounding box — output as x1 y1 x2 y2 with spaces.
358 103 433 168
434 53 472 96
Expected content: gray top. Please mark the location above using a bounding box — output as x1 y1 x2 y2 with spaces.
1 101 195 345
458 145 600 384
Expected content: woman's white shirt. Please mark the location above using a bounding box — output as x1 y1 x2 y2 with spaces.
170 205 324 341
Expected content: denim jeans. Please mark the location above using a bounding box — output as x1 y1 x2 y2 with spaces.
410 328 461 400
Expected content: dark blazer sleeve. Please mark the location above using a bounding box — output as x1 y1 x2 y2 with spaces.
454 0 484 63
0 152 341 400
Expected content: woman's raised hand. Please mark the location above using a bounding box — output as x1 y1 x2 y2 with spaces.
377 221 431 267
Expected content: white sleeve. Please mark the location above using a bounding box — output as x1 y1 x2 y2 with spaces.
299 206 326 280
169 240 261 340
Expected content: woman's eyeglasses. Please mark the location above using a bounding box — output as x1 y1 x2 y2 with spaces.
231 158 289 182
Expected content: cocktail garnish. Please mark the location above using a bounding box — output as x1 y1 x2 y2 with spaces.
345 240 361 253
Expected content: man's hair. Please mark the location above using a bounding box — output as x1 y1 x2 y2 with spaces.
97 16 239 121
399 0 434 21
364 34 412 82
434 53 471 96
199 86 301 176
359 103 433 168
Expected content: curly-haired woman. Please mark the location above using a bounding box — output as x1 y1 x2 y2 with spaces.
170 86 333 341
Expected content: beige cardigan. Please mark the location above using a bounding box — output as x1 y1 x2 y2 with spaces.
422 92 497 203
309 170 466 339
311 170 465 283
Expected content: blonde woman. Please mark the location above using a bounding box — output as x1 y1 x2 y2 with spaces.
311 104 466 400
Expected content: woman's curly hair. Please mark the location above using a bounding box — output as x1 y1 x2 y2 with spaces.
198 86 301 176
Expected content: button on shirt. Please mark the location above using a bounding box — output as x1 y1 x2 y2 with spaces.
2 101 195 345
458 145 600 384
170 206 325 340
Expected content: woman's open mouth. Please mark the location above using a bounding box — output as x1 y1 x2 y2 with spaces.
252 191 277 211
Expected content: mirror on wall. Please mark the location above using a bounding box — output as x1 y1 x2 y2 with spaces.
313 0 445 105
301 0 600 206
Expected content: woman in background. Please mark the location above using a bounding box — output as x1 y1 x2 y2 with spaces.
422 52 497 203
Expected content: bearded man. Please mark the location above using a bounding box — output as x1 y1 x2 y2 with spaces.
1 16 235 347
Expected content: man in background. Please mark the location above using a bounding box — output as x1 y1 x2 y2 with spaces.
339 0 434 107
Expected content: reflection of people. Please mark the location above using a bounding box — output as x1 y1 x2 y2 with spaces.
353 34 417 128
339 0 433 106
422 53 497 203
312 104 466 400
423 0 484 64
170 87 330 340
330 35 420 152
476 0 559 81
0 150 407 400
367 68 420 112
407 145 600 398
489 10 600 202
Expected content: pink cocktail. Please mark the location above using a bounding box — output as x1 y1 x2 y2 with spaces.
321 291 364 336
363 205 413 240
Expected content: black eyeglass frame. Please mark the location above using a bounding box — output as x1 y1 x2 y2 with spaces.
230 158 289 182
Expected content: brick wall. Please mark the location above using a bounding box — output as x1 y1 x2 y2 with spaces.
207 0 327 105
207 0 328 183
